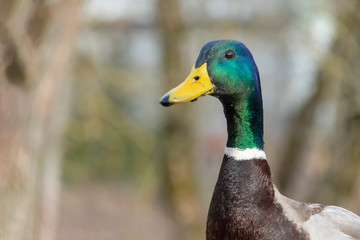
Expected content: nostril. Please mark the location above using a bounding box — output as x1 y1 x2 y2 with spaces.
194 75 200 81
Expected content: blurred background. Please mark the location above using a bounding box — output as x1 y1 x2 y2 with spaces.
0 0 359 239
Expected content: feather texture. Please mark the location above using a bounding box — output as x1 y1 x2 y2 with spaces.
274 185 360 240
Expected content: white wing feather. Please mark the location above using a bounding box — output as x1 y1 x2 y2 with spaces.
303 205 360 240
274 186 360 240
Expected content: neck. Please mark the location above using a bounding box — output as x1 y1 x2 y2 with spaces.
220 89 264 150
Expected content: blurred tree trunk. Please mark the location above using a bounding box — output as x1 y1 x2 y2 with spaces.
157 0 204 239
0 1 82 240
278 0 360 212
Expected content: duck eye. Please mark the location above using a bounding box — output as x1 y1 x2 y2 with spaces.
224 50 235 60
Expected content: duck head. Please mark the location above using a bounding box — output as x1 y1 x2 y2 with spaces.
160 40 264 150
160 40 261 106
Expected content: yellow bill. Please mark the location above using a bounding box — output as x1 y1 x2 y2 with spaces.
160 63 214 106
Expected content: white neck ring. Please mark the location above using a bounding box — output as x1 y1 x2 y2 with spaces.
224 147 266 161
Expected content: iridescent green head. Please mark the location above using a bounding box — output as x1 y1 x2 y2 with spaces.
194 40 261 101
160 40 264 150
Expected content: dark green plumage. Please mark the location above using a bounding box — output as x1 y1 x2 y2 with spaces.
196 40 264 150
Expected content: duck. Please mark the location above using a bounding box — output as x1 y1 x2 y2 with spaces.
160 40 360 240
